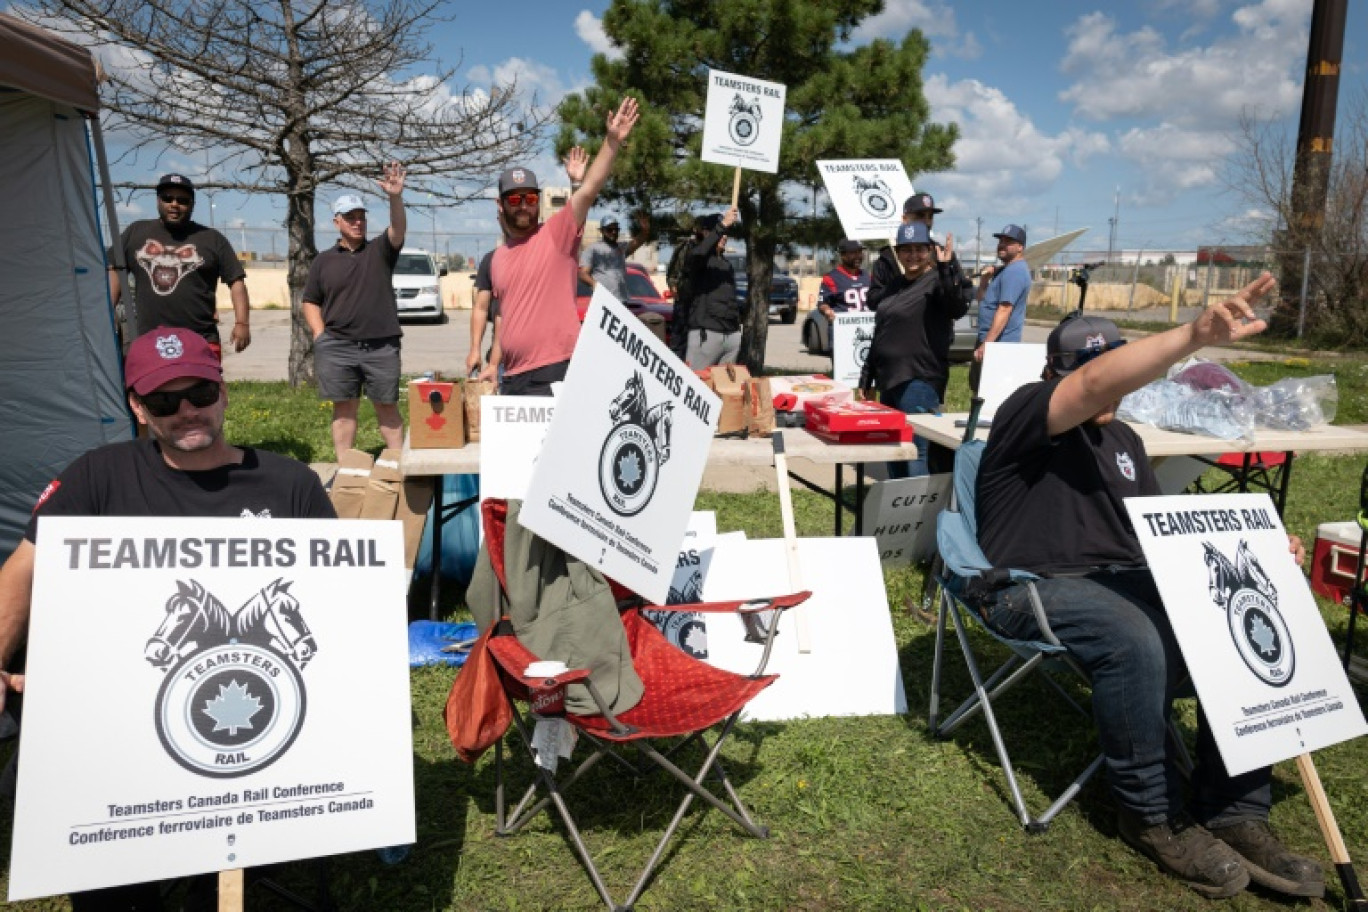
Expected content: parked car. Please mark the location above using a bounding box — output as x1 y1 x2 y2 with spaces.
392 248 447 323
574 262 674 324
728 256 799 324
803 306 977 362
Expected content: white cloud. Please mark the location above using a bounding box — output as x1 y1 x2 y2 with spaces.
467 57 578 107
1116 124 1231 193
852 0 959 42
574 11 624 61
921 74 1110 212
1059 2 1308 126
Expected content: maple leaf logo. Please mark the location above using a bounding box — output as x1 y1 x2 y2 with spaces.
1247 614 1279 657
202 679 263 736
617 451 642 490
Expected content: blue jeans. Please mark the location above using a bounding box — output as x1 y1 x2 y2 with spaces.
882 379 939 478
980 566 1272 825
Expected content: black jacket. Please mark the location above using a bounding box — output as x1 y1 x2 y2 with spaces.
860 261 968 397
686 229 741 333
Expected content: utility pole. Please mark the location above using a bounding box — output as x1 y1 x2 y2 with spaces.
1106 186 1119 265
974 217 983 272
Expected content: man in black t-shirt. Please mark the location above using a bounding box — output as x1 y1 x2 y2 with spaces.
303 163 408 459
975 277 1322 901
0 327 334 911
108 173 252 357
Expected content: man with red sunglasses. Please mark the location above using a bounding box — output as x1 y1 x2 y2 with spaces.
482 97 641 396
0 326 333 910
108 173 252 358
974 280 1324 901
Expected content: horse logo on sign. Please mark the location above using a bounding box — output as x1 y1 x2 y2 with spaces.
728 93 762 146
1203 540 1294 687
853 174 894 219
599 372 674 517
145 578 315 778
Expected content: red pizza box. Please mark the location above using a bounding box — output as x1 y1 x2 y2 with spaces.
804 399 908 433
804 417 913 445
1311 520 1364 606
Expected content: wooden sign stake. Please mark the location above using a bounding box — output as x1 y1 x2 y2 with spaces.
771 432 813 652
1295 752 1368 908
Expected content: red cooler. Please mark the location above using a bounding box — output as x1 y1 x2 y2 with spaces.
1311 520 1366 607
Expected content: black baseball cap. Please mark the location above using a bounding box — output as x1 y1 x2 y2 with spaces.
696 213 723 231
157 174 195 195
1046 312 1125 375
837 239 863 253
497 167 539 195
903 192 942 215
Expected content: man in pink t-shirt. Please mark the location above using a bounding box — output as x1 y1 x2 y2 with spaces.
484 97 642 396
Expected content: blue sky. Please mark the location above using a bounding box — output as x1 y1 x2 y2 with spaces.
50 0 1368 263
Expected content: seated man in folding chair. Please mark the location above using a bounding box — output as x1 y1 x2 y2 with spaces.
974 273 1323 900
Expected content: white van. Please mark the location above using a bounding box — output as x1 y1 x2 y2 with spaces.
392 248 447 323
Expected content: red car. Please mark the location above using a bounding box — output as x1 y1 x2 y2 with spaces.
575 262 673 323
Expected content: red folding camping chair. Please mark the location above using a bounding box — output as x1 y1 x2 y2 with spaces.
446 500 810 911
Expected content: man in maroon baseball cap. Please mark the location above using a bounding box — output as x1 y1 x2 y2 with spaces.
0 325 333 909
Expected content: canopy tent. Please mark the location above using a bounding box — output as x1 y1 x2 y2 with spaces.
0 14 129 561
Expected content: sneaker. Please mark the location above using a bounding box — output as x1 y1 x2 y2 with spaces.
1118 810 1250 898
1208 818 1325 898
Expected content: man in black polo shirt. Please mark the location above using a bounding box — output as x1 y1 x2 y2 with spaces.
975 275 1323 900
303 162 407 459
108 173 252 357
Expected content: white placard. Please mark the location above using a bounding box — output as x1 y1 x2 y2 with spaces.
1126 493 1368 776
700 68 786 174
816 159 916 240
701 537 906 721
831 312 876 387
10 517 415 900
642 511 717 658
521 286 721 603
979 342 1047 418
858 474 953 565
479 396 556 501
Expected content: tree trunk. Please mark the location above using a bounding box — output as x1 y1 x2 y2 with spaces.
739 184 781 375
286 185 318 388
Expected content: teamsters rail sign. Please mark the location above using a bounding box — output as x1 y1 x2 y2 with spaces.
1126 494 1367 777
10 517 415 901
521 287 720 603
700 68 786 174
816 159 916 240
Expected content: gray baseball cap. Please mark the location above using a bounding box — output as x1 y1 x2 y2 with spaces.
497 167 540 195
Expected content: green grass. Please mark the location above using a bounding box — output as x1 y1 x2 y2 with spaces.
4 364 1368 910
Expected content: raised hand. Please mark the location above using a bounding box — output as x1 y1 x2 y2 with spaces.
377 161 406 197
564 146 588 184
937 232 955 263
605 96 640 145
1192 272 1275 347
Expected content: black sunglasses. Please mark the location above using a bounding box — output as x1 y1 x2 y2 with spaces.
138 380 221 417
159 194 193 206
1051 339 1127 372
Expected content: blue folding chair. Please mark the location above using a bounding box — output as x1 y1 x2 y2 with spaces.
927 437 1102 832
928 427 1192 832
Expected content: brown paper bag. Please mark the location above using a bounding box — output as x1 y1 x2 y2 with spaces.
360 448 404 520
745 378 775 438
396 478 435 570
463 379 496 443
711 363 751 436
329 449 374 519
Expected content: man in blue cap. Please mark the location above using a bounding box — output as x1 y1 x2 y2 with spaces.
971 223 1031 392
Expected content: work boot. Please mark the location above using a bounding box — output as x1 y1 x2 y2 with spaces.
1118 810 1250 898
1208 818 1326 898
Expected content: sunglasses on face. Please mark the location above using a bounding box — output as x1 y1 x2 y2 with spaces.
337 212 367 223
138 380 221 417
159 194 193 206
502 192 539 208
1051 339 1127 372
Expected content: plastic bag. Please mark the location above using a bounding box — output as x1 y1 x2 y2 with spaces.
1250 375 1338 429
